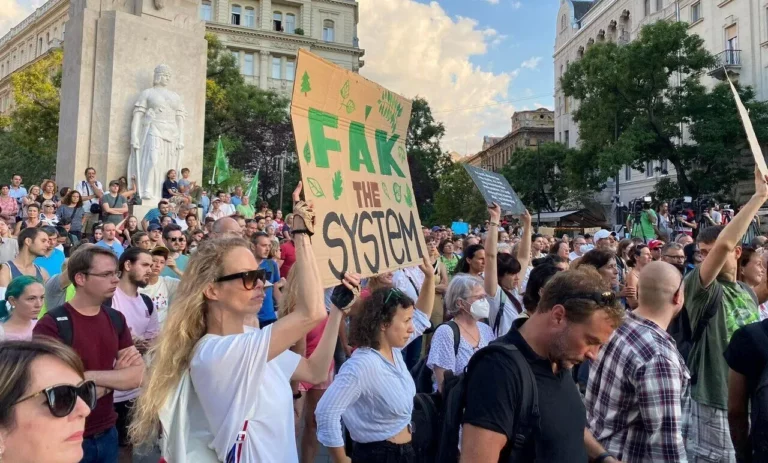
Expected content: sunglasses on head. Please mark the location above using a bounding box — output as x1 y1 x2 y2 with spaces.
568 291 617 306
215 269 266 290
14 380 97 418
384 287 405 305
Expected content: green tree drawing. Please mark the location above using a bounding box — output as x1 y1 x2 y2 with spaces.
301 71 311 96
332 171 343 200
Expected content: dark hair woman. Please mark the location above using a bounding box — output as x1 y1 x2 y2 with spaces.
456 243 485 277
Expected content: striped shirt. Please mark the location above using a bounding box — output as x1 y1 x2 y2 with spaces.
586 311 690 462
315 309 430 448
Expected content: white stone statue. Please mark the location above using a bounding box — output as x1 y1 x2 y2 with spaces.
129 64 186 201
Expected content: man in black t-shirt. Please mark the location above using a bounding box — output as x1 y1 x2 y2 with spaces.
461 267 625 463
724 319 768 461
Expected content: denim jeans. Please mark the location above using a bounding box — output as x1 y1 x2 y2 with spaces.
352 441 415 463
81 426 118 463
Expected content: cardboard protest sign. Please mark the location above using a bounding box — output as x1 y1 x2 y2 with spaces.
584 227 602 235
290 50 426 287
726 71 768 176
451 221 469 235
463 165 526 215
538 226 555 237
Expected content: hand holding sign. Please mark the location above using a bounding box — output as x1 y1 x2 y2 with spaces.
754 167 768 199
488 202 501 224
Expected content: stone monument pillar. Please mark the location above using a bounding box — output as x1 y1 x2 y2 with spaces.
56 0 206 198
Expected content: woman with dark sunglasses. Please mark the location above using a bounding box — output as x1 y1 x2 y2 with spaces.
316 256 435 463
0 338 96 463
130 183 335 462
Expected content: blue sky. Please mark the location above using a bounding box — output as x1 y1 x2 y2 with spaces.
2 0 560 154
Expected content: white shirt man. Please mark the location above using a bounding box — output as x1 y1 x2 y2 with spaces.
76 167 104 211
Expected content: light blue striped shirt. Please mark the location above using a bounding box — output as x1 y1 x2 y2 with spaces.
315 308 430 448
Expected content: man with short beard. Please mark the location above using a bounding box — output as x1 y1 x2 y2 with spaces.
661 242 686 273
111 247 158 459
461 267 625 462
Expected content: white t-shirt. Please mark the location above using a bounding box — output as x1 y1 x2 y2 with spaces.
487 285 523 337
75 180 103 209
190 325 301 462
140 276 180 326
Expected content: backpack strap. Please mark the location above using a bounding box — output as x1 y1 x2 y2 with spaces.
47 305 74 346
105 307 126 337
493 291 506 336
447 320 460 356
691 281 724 345
140 293 155 316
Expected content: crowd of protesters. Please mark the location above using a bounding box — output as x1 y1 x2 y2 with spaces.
1 166 768 463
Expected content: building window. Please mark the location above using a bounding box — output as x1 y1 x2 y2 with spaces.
564 96 570 113
243 7 255 27
46 32 50 46
38 38 42 54
200 1 212 21
646 160 654 177
286 59 295 81
560 64 563 76
285 14 296 34
231 5 242 25
691 2 701 22
644 0 650 17
1 64 4 77
561 15 566 31
564 130 570 147
558 132 561 143
726 24 738 51
660 159 669 175
625 165 631 181
231 51 239 67
53 28 58 41
273 12 283 32
323 20 335 42
656 0 663 12
243 53 254 76
272 57 281 79
28 44 33 60
20 50 24 65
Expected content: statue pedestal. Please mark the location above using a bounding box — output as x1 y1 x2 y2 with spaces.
56 0 206 190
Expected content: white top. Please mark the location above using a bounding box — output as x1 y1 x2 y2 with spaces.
221 203 237 217
315 309 430 448
392 266 425 301
426 322 496 391
569 251 582 262
487 285 523 337
140 276 180 326
190 325 301 462
75 180 103 209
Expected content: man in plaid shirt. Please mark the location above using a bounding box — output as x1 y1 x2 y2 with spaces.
586 261 691 462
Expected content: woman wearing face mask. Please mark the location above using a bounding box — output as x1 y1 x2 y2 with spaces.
316 258 435 463
427 274 495 392
484 203 531 337
0 276 45 340
624 244 652 309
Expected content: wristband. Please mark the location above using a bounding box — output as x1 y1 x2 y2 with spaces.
293 391 302 400
489 221 500 227
594 452 614 463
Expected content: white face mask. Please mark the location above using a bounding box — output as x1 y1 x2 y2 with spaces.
467 298 490 320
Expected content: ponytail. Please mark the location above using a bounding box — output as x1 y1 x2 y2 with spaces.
1 276 41 322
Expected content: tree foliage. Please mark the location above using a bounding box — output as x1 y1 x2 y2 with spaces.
431 163 486 226
203 33 297 209
500 142 585 212
561 20 768 197
406 97 452 221
0 49 62 182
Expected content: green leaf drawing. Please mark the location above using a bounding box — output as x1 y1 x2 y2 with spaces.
377 89 404 133
301 71 311 96
344 100 356 114
397 146 406 163
381 182 391 200
404 184 413 208
332 170 343 200
340 80 350 100
365 105 372 120
303 141 311 164
307 177 325 198
392 182 402 203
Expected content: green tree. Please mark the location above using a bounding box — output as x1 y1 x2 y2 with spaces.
0 49 62 182
406 97 452 221
500 142 584 212
431 163 486 226
561 21 768 197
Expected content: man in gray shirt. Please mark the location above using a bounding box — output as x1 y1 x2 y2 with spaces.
0 221 18 264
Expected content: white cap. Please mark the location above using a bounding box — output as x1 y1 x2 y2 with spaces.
593 229 611 241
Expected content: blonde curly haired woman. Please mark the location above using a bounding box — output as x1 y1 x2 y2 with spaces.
130 183 340 462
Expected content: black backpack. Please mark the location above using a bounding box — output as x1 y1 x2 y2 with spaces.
744 321 768 461
414 342 540 463
411 321 460 394
46 295 154 346
669 280 757 383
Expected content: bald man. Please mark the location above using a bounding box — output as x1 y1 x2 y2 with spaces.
211 217 241 238
586 262 690 462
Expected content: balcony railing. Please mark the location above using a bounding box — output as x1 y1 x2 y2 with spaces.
708 49 741 80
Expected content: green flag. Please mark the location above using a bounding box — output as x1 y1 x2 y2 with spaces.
213 137 230 184
246 173 259 205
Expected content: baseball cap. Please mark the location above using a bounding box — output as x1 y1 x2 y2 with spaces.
150 246 170 259
648 240 664 250
593 229 611 241
148 223 162 232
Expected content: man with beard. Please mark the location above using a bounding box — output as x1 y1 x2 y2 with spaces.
586 262 689 462
160 224 187 278
461 267 625 462
661 242 686 273
111 246 158 459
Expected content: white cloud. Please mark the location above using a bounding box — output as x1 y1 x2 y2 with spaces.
521 56 542 70
0 0 37 38
359 0 518 155
485 0 500 4
511 1 523 9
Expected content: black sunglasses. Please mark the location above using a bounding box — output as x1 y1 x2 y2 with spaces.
14 380 97 418
215 269 266 290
